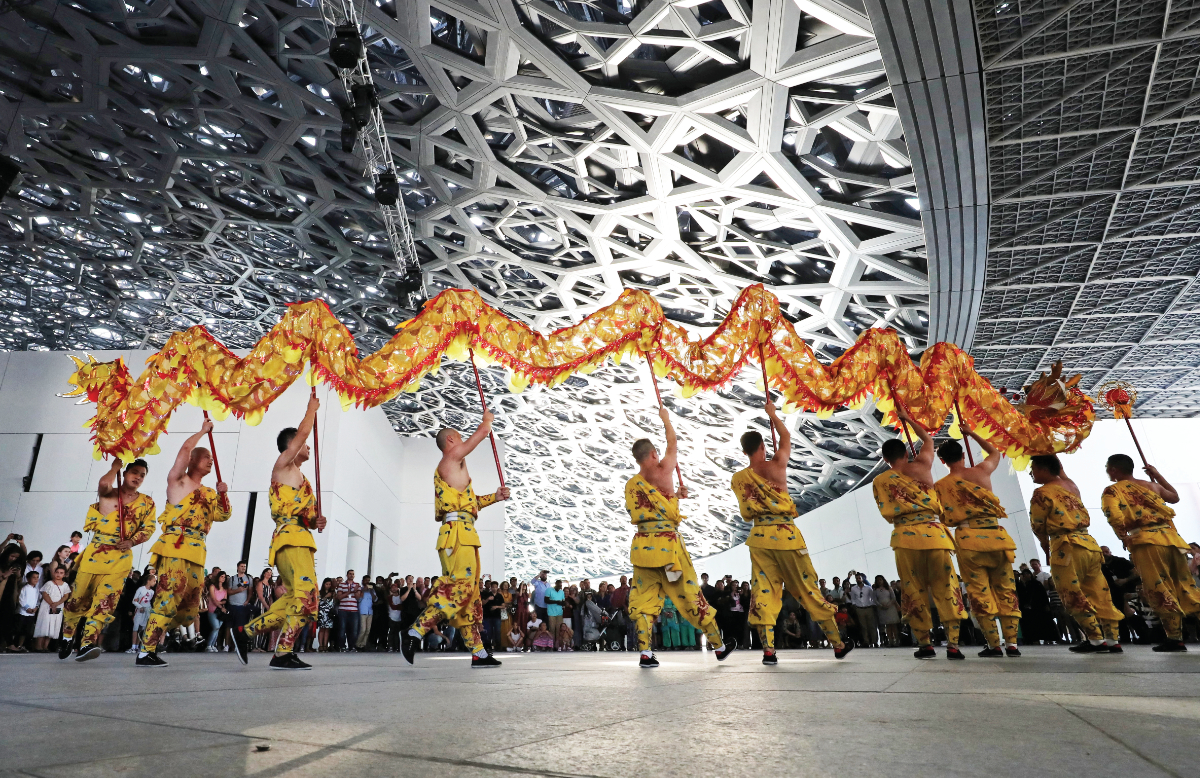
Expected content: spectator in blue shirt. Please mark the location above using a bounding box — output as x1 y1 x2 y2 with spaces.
530 570 549 623
356 582 374 650
546 580 565 649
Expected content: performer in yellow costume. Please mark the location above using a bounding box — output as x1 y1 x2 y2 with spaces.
733 399 851 664
60 459 156 662
626 405 732 668
402 409 509 668
232 394 327 669
1028 454 1124 653
1100 454 1200 652
137 419 231 667
934 425 1021 658
873 407 968 660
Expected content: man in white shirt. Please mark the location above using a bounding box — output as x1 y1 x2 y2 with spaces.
1030 558 1052 584
524 615 543 651
827 576 846 605
847 573 878 647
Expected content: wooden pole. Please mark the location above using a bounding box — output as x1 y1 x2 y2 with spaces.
468 349 505 488
310 386 324 531
953 397 975 467
1116 405 1155 481
201 410 230 511
884 374 916 459
759 343 777 454
115 464 126 541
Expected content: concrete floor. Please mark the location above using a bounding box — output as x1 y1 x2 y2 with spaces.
2 646 1197 778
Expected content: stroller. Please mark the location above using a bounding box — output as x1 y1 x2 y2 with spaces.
579 598 622 651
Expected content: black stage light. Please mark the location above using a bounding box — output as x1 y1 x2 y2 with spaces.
375 171 399 206
350 83 376 128
329 24 364 69
341 122 357 153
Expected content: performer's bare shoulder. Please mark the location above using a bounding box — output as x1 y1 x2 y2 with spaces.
434 410 510 509
748 400 789 490
166 419 227 505
632 406 686 499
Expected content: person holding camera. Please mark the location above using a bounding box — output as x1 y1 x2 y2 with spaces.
61 459 157 663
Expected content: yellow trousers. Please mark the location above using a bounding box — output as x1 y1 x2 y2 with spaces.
894 548 967 646
1130 544 1200 641
747 547 841 650
1050 544 1123 642
413 544 483 653
628 565 722 651
62 571 123 646
246 546 318 654
958 549 1021 648
142 556 204 653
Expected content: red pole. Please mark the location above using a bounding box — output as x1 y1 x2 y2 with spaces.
202 410 230 511
953 397 975 467
644 352 685 490
759 343 777 454
468 349 505 488
310 386 324 531
884 374 916 459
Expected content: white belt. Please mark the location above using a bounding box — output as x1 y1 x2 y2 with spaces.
442 511 468 523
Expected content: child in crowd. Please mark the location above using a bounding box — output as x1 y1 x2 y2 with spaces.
14 571 40 653
531 621 554 651
835 604 852 647
129 571 157 654
557 621 573 651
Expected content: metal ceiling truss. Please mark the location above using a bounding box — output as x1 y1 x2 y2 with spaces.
973 0 1200 417
0 0 929 577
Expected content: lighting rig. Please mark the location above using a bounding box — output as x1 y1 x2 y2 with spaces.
319 0 424 305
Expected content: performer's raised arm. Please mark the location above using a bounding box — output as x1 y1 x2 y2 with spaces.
962 424 1002 475
658 405 678 474
169 421 212 487
273 394 319 482
97 459 122 500
896 406 934 468
766 399 789 468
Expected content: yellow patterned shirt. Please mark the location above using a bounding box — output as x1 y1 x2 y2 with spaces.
149 486 232 566
934 475 1016 553
626 474 688 569
434 471 496 551
872 470 954 550
1029 483 1101 565
268 478 319 566
1100 480 1188 550
76 493 156 576
731 467 806 550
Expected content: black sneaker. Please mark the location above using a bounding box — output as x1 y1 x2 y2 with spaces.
269 652 311 670
834 642 854 660
913 646 936 659
978 646 1004 658
190 635 207 652
715 639 736 661
401 633 419 665
75 644 101 662
762 651 778 665
471 654 503 668
1069 641 1106 654
946 646 966 660
231 626 250 666
1106 642 1124 654
1152 640 1187 653
135 652 168 668
1005 646 1022 657
58 628 81 660
639 654 659 668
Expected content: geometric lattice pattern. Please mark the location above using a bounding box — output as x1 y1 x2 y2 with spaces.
973 0 1200 417
0 0 928 577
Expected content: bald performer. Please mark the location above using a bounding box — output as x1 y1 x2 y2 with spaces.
137 420 231 667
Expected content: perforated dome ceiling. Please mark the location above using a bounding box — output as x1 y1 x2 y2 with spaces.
0 0 929 577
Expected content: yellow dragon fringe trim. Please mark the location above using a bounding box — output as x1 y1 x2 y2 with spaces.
64 285 1094 463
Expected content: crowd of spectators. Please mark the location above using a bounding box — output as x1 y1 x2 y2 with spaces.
2 530 1198 655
